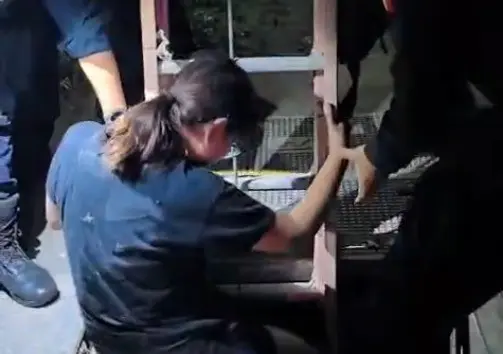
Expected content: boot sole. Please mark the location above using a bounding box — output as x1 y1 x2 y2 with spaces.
1 284 60 308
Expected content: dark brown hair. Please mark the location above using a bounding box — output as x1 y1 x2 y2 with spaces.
103 50 276 182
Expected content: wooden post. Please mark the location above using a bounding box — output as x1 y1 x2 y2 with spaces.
312 0 338 172
141 0 160 100
312 2 338 350
313 0 338 106
311 0 337 292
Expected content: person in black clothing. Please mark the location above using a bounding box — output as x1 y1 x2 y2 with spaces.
341 0 503 352
0 0 126 308
45 51 347 354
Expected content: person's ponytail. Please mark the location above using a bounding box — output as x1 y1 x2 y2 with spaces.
103 93 184 182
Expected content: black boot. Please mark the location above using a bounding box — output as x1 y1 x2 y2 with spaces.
0 194 59 307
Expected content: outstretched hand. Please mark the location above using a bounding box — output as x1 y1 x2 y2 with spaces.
342 145 378 203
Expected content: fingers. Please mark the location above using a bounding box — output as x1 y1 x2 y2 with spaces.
340 145 374 203
355 183 366 204
322 101 334 123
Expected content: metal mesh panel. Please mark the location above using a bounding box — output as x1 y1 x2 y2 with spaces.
258 115 314 171
334 115 437 250
246 190 307 211
211 115 314 173
215 113 436 248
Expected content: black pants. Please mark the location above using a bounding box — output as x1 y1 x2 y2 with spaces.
341 109 503 353
0 4 58 228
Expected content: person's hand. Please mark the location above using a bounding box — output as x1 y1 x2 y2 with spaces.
323 101 346 156
344 145 378 203
313 72 324 99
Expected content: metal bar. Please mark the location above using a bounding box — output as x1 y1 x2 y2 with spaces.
226 0 235 58
312 2 339 352
159 54 325 74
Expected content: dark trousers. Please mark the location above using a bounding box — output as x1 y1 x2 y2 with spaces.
0 9 59 226
341 109 503 353
88 322 275 354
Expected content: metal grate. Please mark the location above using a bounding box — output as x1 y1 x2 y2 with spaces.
215 113 436 250
333 115 437 251
246 190 307 212
211 115 314 173
258 116 314 171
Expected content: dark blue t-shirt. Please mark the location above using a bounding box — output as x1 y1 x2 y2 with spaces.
46 121 275 348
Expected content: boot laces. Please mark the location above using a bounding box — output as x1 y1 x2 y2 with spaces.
0 221 28 266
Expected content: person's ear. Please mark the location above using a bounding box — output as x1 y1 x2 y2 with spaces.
204 117 228 145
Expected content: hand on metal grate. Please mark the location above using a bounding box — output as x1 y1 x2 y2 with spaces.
342 145 379 203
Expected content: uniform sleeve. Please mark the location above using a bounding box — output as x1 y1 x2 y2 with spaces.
42 0 111 58
200 182 276 252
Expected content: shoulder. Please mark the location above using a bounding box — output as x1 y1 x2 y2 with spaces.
165 161 226 205
59 121 103 152
63 120 103 140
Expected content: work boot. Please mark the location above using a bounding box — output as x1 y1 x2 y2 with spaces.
0 194 59 307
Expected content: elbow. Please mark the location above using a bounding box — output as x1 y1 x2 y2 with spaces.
253 231 290 253
47 219 62 231
45 195 62 230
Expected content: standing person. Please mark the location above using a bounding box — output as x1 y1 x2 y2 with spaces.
340 0 503 352
0 0 126 308
44 50 347 354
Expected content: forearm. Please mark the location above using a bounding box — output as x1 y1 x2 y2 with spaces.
288 154 345 238
79 51 127 117
45 195 62 230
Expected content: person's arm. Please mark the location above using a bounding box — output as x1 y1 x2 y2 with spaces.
42 0 126 117
364 0 473 176
202 152 345 254
266 154 344 245
45 194 61 230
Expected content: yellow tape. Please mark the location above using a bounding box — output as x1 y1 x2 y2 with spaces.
213 170 307 177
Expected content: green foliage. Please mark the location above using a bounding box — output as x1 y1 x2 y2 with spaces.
185 0 313 56
59 1 314 89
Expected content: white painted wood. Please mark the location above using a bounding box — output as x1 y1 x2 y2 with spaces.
311 0 338 293
159 54 325 74
140 0 160 99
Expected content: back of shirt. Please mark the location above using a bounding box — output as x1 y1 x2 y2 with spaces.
47 121 274 348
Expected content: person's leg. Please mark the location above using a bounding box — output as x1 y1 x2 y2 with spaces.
0 15 58 308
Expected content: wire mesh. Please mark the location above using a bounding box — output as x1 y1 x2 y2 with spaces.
211 115 314 174
334 115 436 251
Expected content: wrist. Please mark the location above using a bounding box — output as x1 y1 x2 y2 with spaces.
327 149 346 162
103 108 126 123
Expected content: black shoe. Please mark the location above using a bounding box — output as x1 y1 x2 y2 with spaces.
0 223 59 308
